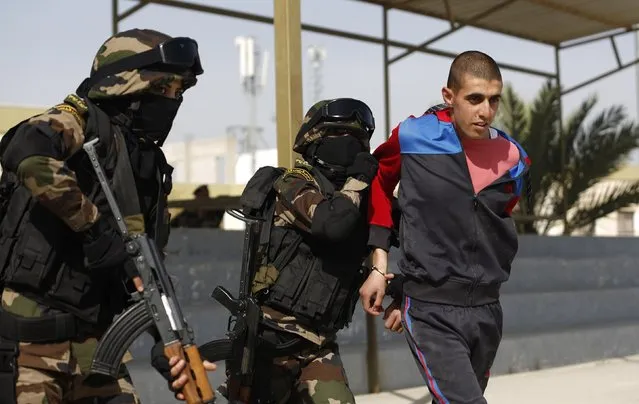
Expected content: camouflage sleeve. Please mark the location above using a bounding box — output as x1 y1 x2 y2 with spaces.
273 171 324 232
5 104 98 232
273 171 368 240
336 177 369 206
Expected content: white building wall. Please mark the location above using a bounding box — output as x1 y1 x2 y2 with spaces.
164 135 639 236
162 135 238 184
163 135 279 230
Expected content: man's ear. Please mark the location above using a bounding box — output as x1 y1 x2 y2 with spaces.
441 86 454 106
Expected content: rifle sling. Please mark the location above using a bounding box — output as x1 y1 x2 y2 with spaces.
111 129 143 224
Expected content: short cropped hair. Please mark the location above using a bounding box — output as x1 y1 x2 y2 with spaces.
447 50 502 91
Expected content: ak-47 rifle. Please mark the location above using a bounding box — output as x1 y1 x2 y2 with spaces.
82 138 219 404
200 209 263 403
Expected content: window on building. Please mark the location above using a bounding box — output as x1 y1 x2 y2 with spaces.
215 156 225 184
617 210 635 236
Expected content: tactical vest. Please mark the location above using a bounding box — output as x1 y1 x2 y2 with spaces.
0 98 173 330
242 164 369 334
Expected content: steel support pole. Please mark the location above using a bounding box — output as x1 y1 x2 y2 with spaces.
365 255 380 394
112 0 118 35
383 7 391 139
273 0 303 169
555 46 569 234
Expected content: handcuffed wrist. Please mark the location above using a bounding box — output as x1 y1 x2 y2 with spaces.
371 266 387 277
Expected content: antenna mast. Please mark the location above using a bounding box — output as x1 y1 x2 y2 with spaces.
235 36 269 174
307 45 327 102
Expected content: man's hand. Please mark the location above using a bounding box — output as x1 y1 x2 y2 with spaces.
151 341 218 401
360 270 392 315
347 152 379 185
360 248 391 315
83 214 144 292
167 356 217 401
383 299 403 333
151 340 216 401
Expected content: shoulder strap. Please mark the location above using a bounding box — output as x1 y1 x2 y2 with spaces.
154 154 174 249
111 128 143 223
259 190 277 248
85 102 145 235
83 99 115 157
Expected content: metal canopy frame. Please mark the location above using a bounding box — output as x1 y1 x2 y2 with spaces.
112 0 639 134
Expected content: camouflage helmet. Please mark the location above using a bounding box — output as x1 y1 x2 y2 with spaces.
293 98 375 155
79 28 203 100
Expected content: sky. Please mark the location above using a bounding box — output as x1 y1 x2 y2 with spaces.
2 0 639 154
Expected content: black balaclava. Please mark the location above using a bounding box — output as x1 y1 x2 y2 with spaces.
96 94 181 146
307 135 364 188
130 95 182 145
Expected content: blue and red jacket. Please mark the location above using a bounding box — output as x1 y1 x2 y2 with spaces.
368 108 531 305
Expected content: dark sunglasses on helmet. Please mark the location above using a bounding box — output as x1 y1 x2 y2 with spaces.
82 37 203 90
154 37 204 75
311 98 376 135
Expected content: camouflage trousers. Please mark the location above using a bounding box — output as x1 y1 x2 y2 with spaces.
223 339 355 404
15 365 139 404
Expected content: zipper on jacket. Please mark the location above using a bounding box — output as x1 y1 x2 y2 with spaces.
470 193 479 300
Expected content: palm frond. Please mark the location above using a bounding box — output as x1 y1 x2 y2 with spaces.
497 83 528 142
564 114 639 210
568 180 639 230
523 80 561 216
563 94 597 163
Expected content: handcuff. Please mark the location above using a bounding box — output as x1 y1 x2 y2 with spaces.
371 265 391 285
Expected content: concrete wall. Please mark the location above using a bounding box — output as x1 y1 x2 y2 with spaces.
124 230 639 403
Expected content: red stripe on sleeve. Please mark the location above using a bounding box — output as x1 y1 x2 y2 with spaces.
368 125 402 228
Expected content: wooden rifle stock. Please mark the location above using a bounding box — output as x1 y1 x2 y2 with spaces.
164 341 216 404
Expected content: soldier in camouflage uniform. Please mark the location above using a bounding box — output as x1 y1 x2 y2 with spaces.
0 28 203 403
164 98 403 403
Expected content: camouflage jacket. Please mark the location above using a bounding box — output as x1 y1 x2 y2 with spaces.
0 95 136 375
257 159 369 346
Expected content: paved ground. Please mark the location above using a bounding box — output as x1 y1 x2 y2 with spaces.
354 355 639 404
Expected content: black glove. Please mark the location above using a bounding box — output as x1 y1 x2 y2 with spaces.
151 339 183 398
385 273 405 301
82 214 139 279
346 152 379 185
151 339 172 383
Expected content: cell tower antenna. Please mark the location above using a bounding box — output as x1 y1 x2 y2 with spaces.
235 36 268 174
307 45 327 103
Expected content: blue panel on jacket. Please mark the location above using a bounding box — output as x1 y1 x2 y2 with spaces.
398 115 462 155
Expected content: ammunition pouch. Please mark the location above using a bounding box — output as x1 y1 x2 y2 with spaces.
0 98 171 327
0 338 18 404
0 185 31 287
263 228 367 333
241 163 368 334
0 191 99 322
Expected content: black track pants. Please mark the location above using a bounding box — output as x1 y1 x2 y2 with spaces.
401 296 503 404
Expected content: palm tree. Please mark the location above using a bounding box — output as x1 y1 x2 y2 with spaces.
495 80 639 235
